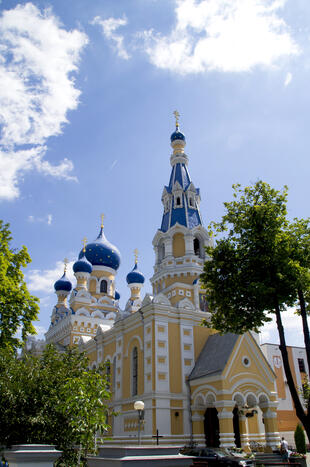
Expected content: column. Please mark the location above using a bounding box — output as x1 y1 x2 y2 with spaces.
185 233 194 255
164 237 173 258
192 411 204 435
217 406 236 448
239 414 250 452
261 406 280 452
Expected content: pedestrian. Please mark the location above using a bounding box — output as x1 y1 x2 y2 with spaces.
280 437 289 462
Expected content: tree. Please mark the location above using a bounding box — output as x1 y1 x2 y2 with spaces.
0 345 111 466
60 369 111 464
200 181 310 440
295 424 306 454
0 220 39 350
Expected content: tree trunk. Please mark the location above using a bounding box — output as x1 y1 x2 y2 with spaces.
274 300 310 441
298 288 310 376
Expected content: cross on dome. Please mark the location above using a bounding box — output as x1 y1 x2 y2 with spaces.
173 110 180 128
101 213 105 228
134 248 139 264
82 237 87 253
63 257 69 273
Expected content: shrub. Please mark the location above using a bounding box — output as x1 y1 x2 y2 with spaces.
295 424 306 454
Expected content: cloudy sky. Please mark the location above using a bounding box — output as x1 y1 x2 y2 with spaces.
1 0 309 345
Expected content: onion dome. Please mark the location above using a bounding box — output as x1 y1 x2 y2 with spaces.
115 290 121 300
73 253 92 274
126 262 145 285
170 127 186 143
54 272 72 292
79 226 121 270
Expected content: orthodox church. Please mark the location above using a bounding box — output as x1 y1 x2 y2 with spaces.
46 115 280 450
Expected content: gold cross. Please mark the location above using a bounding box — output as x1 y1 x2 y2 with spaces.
82 237 87 253
134 248 139 264
173 110 180 127
101 213 104 228
64 257 69 273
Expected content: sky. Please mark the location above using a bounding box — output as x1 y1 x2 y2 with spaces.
0 0 310 346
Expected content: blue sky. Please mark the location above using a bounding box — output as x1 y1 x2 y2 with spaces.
0 0 309 345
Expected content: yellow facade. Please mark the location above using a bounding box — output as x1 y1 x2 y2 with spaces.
47 121 281 450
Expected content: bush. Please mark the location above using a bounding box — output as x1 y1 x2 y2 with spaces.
295 424 306 454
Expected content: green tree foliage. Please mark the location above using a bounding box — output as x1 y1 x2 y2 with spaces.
295 424 306 454
0 220 39 350
0 345 111 465
200 181 310 440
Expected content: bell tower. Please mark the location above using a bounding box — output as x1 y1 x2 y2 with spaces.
150 113 211 309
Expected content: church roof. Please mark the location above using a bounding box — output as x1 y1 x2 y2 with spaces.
188 333 239 381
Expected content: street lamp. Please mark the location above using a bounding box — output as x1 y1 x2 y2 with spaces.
134 400 144 445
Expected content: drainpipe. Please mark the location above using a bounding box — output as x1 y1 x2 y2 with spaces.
185 377 194 447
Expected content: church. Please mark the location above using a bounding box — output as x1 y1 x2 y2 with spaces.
46 115 280 450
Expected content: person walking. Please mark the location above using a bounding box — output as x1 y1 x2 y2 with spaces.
280 437 289 462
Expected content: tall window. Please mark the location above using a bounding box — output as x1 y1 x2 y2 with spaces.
298 358 306 373
100 280 107 293
106 360 111 389
176 196 181 206
194 238 200 256
132 347 138 396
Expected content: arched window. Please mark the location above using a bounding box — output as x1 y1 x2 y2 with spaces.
189 197 193 207
106 360 111 389
176 196 181 206
100 280 107 293
132 347 138 396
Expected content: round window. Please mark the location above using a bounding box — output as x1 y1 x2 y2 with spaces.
242 356 251 367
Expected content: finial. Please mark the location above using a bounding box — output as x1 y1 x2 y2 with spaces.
64 257 69 273
82 237 87 253
101 213 104 229
173 110 180 129
134 248 138 264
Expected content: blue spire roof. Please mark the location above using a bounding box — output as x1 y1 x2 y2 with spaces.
79 227 121 270
54 272 72 292
73 253 92 274
160 128 202 233
126 262 145 285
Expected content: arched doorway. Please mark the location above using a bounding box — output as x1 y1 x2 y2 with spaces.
204 408 220 447
233 407 241 448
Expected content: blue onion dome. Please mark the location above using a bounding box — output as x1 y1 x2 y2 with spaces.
115 290 121 300
170 127 186 143
73 253 92 274
78 227 121 270
126 262 145 285
54 272 72 292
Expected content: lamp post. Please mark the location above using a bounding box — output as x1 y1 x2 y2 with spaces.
134 400 144 445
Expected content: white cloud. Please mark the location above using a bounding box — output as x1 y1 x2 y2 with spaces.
91 16 129 60
27 213 53 225
139 0 299 74
284 71 292 86
27 259 75 294
260 307 304 347
0 3 88 200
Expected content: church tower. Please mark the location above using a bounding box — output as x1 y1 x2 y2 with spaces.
151 112 211 309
